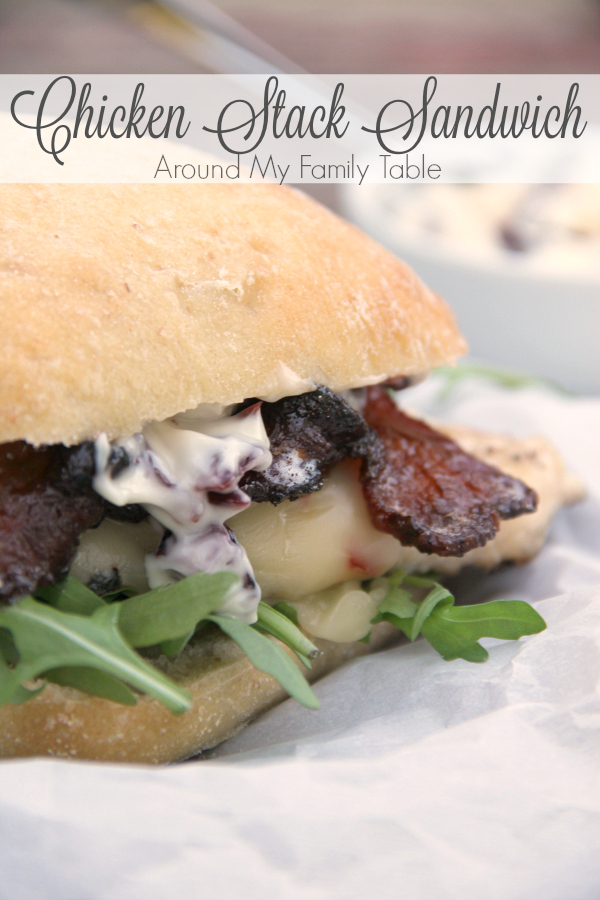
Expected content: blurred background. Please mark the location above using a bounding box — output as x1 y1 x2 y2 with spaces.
1 0 598 391
1 0 599 74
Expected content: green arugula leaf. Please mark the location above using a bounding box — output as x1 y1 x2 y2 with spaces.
421 599 547 662
402 574 443 589
272 602 299 626
0 575 322 713
8 683 46 705
0 651 44 705
371 586 417 627
160 631 196 658
252 622 312 667
36 575 106 615
420 609 489 662
372 571 547 663
410 584 453 641
435 362 570 399
255 602 320 669
101 586 139 602
117 572 237 647
370 569 417 628
209 615 320 710
45 666 138 705
0 597 191 713
0 627 19 665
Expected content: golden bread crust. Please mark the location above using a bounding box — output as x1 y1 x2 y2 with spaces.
0 622 399 764
0 184 466 445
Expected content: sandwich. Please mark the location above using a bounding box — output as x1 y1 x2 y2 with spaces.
0 184 583 764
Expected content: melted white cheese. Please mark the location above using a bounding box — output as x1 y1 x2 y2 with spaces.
290 579 388 643
93 404 272 623
230 459 404 600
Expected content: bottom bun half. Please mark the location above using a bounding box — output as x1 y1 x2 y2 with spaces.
0 622 399 765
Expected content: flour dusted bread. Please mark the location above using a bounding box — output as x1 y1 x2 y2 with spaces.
0 184 465 446
0 621 399 764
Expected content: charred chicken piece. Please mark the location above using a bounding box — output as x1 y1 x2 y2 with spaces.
360 386 538 556
0 441 105 603
241 387 372 505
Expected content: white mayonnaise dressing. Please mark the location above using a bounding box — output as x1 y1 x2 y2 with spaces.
93 404 272 623
255 362 315 403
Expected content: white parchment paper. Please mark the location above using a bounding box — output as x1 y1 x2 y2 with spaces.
1 377 599 900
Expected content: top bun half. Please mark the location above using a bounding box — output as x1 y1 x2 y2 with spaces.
0 184 467 446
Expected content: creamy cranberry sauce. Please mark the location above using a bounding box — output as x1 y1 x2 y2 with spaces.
93 404 272 623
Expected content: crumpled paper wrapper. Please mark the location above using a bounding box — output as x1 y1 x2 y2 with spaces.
1 378 599 900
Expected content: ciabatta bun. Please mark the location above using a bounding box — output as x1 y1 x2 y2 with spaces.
0 184 466 446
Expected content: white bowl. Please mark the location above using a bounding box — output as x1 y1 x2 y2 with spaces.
342 184 600 395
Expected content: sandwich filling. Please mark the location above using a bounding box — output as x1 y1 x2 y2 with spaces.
0 384 538 626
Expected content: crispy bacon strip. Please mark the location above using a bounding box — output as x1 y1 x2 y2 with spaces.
241 387 374 505
360 386 538 556
0 442 105 603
